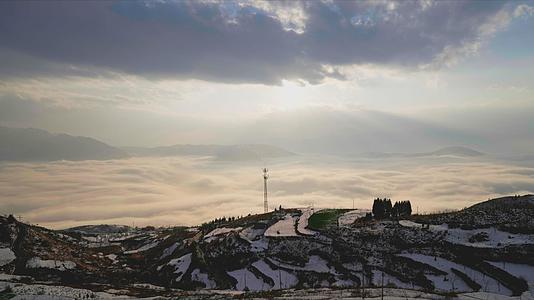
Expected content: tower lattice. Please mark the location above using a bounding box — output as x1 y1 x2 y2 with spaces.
263 168 269 213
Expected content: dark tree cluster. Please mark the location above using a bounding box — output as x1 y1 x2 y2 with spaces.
200 216 241 232
372 198 393 219
372 198 412 219
392 200 412 218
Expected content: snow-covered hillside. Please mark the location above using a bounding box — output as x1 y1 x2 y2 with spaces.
1 194 533 299
264 214 298 237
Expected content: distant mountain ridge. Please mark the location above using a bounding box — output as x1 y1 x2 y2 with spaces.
65 224 132 235
0 126 128 161
362 146 484 159
427 146 484 157
123 144 295 161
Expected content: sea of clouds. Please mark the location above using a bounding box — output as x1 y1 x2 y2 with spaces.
1 155 533 229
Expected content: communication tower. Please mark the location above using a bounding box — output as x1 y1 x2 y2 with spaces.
263 168 269 213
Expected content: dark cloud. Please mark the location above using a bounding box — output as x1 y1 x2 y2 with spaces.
0 0 510 84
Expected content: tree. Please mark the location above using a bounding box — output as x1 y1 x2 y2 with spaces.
373 198 409 219
405 201 412 216
372 198 385 219
392 202 400 218
384 199 392 218
392 200 412 218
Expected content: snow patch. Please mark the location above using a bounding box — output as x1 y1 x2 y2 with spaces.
297 208 319 236
240 226 265 241
399 220 447 231
264 214 298 237
446 227 534 248
205 227 242 238
105 254 118 264
168 253 192 282
131 283 165 290
399 253 512 295
204 227 242 241
227 268 266 291
0 274 30 281
26 257 76 271
249 237 269 252
371 270 416 289
123 240 159 254
0 248 16 266
269 255 335 274
486 261 534 294
339 209 370 226
252 259 298 289
191 268 216 289
332 277 356 288
160 242 180 259
399 221 534 248
0 282 110 299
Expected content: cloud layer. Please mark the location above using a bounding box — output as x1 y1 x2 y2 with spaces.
0 0 515 84
1 155 533 229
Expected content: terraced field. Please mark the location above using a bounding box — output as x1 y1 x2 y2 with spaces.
1 195 533 299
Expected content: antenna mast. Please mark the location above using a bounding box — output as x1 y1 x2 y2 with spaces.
263 168 269 213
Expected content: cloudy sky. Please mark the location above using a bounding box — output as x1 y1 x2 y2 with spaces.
1 0 533 153
1 0 534 228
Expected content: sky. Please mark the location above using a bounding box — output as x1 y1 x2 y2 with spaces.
1 0 534 228
0 0 533 154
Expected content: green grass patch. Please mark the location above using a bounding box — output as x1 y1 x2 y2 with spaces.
307 209 351 230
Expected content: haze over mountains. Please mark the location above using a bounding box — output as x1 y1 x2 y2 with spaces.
123 144 295 161
362 146 485 159
0 126 295 162
0 126 128 161
0 125 499 163
234 109 482 156
0 125 494 163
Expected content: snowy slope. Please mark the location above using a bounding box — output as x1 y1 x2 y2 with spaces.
0 248 15 266
296 208 319 236
399 253 512 295
0 281 134 299
26 258 76 271
339 209 370 226
371 270 418 289
264 214 298 237
191 268 216 289
227 268 267 291
486 261 534 293
399 220 534 248
160 242 180 259
204 227 242 242
167 253 192 281
252 259 298 289
123 241 160 254
268 255 336 273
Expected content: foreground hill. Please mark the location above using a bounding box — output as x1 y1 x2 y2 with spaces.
412 195 534 233
1 195 533 299
123 144 295 161
0 126 128 161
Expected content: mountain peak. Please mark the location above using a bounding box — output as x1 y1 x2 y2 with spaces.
0 126 128 161
430 146 484 157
